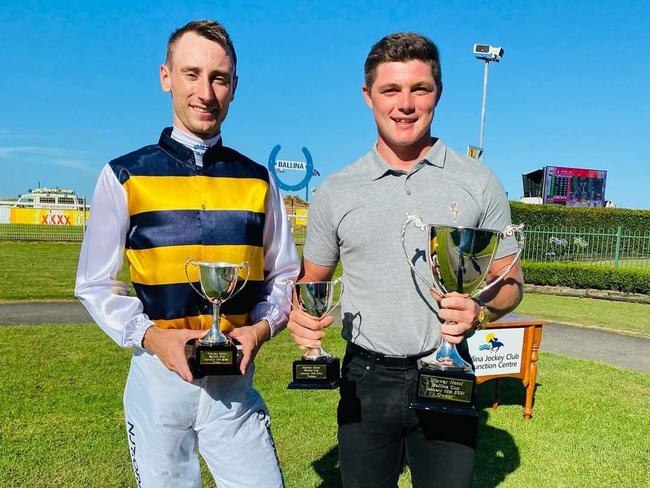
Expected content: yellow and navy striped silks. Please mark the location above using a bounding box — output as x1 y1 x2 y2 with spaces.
110 129 269 332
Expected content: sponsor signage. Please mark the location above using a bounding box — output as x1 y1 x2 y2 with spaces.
7 207 88 226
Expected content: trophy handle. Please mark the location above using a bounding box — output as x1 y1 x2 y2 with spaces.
401 215 436 290
285 279 303 315
474 224 526 298
314 278 342 360
285 279 295 307
227 261 251 302
184 259 209 301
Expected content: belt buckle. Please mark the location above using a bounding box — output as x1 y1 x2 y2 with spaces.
385 353 409 369
395 354 408 367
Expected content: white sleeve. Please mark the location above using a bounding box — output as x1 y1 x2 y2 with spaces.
249 173 300 336
75 164 153 348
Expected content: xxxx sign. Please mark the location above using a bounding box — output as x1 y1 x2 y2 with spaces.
9 207 88 226
41 213 72 225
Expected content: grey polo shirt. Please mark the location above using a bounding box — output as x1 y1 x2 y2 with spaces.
304 139 518 356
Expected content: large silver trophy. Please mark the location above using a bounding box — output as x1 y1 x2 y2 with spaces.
401 215 524 415
287 279 343 389
185 259 250 377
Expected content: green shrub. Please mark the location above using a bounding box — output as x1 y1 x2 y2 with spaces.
511 202 650 232
522 261 650 295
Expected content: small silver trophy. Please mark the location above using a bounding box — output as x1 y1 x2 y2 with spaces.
401 215 524 415
185 259 250 377
287 279 343 389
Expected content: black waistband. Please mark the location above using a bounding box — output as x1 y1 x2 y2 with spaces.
346 342 433 370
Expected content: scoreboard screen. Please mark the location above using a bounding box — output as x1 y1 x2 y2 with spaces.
543 166 607 207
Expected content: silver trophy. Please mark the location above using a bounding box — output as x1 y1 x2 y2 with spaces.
287 279 343 389
184 260 250 376
401 215 525 414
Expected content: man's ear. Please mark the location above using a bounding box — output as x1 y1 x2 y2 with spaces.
230 74 238 101
435 84 443 106
160 64 171 93
362 84 373 109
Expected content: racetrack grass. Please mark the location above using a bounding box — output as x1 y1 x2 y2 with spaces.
1 324 648 487
516 293 650 338
0 241 128 300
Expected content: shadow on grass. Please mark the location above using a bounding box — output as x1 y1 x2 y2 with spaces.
473 378 537 487
476 377 540 411
312 445 342 488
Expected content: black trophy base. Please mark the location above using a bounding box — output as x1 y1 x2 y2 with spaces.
188 341 241 378
287 356 340 389
410 367 477 417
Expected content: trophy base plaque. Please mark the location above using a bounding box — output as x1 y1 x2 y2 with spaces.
410 367 477 417
188 341 241 378
288 356 340 389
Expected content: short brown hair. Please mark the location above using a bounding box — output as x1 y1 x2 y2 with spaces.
166 20 237 71
364 32 442 96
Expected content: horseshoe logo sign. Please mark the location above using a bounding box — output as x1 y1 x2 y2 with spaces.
267 144 314 192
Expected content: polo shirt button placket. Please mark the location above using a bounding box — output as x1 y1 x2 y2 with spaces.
405 174 413 196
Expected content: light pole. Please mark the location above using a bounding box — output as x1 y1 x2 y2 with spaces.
473 44 504 162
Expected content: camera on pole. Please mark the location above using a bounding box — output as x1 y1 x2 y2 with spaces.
473 43 505 162
473 44 504 62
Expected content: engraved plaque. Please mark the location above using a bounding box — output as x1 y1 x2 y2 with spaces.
418 373 473 404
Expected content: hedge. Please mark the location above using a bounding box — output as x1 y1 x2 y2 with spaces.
522 262 650 295
510 202 650 233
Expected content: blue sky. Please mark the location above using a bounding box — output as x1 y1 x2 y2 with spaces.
1 0 648 209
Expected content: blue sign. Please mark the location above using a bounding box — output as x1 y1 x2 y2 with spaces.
267 144 314 192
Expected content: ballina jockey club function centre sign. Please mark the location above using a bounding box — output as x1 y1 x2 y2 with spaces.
468 327 524 376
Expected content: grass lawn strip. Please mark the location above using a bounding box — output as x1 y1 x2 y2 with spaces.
516 293 650 338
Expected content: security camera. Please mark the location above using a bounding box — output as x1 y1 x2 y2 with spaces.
473 44 504 62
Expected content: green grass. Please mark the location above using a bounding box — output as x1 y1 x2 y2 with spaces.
0 241 129 300
0 241 84 299
0 324 648 487
517 293 650 338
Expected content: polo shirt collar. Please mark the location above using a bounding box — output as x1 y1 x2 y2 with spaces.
367 138 447 180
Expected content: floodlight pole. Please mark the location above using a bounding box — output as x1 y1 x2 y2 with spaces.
478 60 490 162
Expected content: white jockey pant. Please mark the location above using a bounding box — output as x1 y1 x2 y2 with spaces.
123 349 284 488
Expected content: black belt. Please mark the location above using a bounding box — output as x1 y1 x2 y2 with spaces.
346 342 433 370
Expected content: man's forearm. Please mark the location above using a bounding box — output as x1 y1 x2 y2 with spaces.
482 261 524 322
483 280 523 321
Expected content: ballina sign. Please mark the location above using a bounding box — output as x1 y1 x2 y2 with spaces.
275 159 308 172
267 144 314 193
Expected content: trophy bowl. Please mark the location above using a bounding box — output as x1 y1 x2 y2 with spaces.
184 260 250 377
401 215 525 415
287 279 343 389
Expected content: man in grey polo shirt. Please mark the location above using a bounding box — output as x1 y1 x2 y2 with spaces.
287 32 523 487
